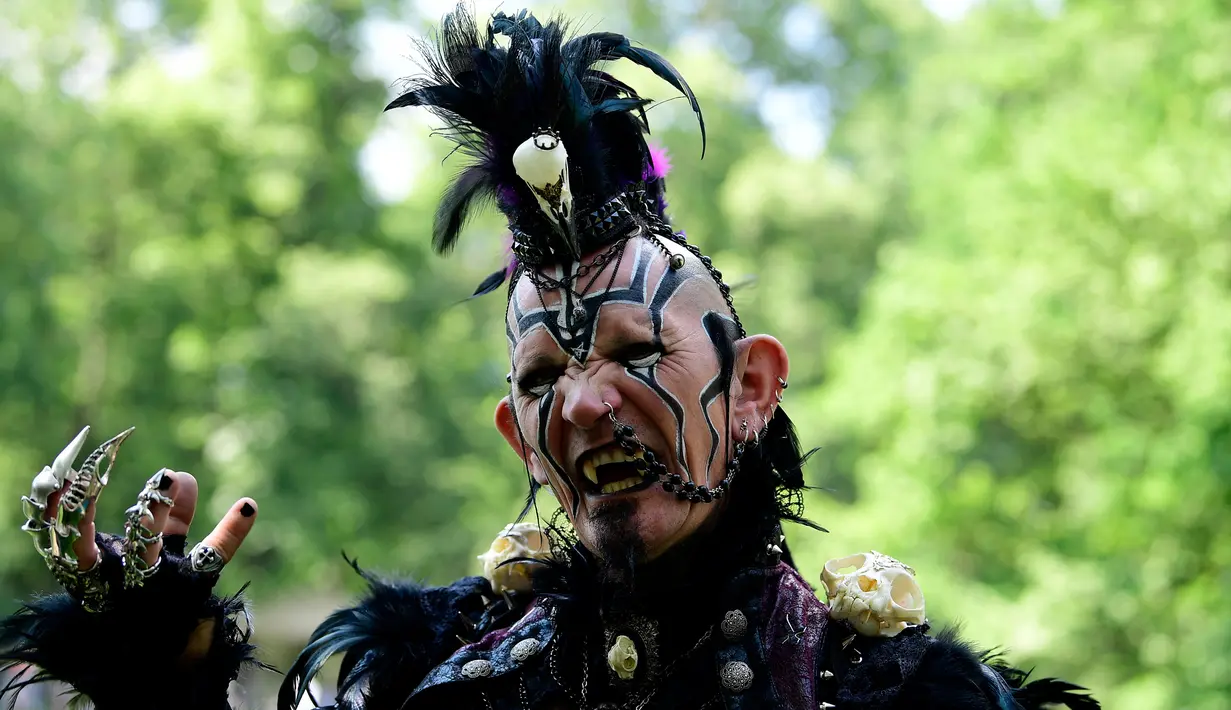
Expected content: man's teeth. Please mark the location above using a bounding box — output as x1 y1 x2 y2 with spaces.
600 477 643 494
581 449 646 486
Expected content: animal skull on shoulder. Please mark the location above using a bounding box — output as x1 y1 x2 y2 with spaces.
821 551 926 638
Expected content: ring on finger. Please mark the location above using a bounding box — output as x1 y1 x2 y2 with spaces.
188 543 226 575
123 554 161 589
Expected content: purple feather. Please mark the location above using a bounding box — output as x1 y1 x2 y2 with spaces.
646 142 672 180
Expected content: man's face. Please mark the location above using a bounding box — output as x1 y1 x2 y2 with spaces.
496 238 742 561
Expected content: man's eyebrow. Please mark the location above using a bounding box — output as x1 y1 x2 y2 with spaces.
512 345 565 377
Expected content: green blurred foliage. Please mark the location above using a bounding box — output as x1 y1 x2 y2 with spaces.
0 0 1225 708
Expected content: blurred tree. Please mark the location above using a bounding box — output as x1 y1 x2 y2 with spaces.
795 2 1231 709
0 0 1223 708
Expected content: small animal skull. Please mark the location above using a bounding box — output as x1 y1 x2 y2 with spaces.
477 522 555 595
512 130 574 247
607 634 638 681
821 551 926 638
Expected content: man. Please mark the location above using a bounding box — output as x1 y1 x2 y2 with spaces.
1 6 1099 709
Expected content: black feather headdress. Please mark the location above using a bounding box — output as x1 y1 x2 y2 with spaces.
386 4 704 277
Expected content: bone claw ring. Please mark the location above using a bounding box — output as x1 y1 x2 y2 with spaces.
123 554 161 589
189 543 226 575
22 426 136 609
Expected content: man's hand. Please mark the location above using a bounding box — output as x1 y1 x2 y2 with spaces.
20 427 258 611
70 469 258 575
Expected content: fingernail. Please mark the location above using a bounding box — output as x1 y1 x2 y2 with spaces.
240 502 255 517
158 472 174 490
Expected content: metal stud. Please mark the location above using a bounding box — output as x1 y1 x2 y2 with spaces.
510 638 541 664
720 661 754 693
819 670 835 680
461 659 493 679
720 610 748 640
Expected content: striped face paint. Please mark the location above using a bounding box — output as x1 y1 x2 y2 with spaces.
505 237 738 557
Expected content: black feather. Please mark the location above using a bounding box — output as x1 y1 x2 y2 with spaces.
580 32 707 157
433 167 494 254
1010 678 1102 710
277 560 494 710
470 267 510 298
385 3 705 262
886 628 1102 710
982 652 1101 710
0 584 259 710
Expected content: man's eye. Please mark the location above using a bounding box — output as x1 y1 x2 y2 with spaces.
517 373 558 397
620 346 663 369
524 381 554 397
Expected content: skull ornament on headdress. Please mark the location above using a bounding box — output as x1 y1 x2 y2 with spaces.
821 551 927 638
512 130 575 255
383 4 706 290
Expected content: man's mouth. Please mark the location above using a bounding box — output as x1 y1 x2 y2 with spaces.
578 445 656 495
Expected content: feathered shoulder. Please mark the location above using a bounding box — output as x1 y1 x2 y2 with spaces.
819 551 1099 709
278 558 530 710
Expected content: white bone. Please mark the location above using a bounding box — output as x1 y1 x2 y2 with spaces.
513 131 573 239
477 522 555 595
50 426 90 485
821 551 926 638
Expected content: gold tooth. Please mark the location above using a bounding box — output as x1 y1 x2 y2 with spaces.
583 459 598 485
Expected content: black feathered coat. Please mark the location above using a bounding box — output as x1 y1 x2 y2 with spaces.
0 533 1098 710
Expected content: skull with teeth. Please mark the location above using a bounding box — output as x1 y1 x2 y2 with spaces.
821 551 926 638
477 522 556 595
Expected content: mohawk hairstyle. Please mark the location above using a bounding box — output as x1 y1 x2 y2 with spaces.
386 4 704 273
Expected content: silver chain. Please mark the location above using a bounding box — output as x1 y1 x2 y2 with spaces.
626 627 714 710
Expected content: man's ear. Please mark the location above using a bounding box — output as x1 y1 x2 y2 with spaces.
495 396 550 486
729 335 789 441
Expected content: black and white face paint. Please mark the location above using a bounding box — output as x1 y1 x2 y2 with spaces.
504 236 741 554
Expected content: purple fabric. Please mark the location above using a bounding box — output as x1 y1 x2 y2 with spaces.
761 563 831 708
412 602 555 697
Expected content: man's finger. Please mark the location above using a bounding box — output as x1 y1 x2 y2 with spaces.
64 477 101 570
131 469 176 566
163 472 199 538
71 485 101 570
197 498 258 566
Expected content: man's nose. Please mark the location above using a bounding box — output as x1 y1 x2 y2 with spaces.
561 376 621 431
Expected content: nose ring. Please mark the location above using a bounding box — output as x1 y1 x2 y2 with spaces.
603 401 616 421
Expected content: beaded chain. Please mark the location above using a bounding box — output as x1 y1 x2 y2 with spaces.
606 406 754 505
